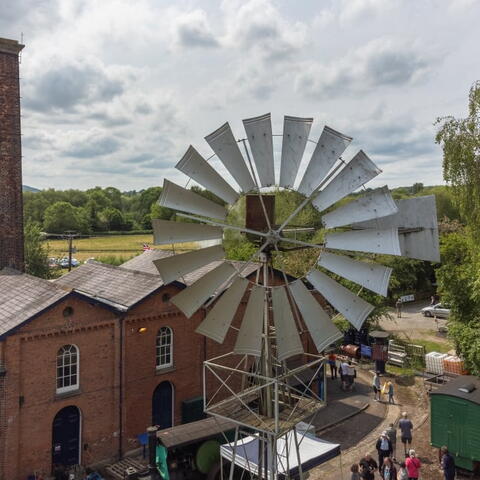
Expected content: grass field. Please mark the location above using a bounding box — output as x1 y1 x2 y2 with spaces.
46 234 197 263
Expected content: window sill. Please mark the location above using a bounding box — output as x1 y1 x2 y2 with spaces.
55 388 81 400
155 365 175 375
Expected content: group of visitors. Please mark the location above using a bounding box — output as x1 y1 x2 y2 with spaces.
349 412 456 479
327 352 357 391
372 371 395 404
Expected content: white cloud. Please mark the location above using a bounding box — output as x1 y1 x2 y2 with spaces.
171 9 219 49
295 38 433 98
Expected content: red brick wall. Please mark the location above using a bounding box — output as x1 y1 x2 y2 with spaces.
0 39 24 272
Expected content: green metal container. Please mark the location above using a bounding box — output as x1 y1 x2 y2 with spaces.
430 375 480 472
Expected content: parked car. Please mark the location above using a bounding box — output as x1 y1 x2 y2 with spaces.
421 303 450 318
59 257 80 268
48 257 60 269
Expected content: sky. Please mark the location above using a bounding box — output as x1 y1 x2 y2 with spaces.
2 0 480 192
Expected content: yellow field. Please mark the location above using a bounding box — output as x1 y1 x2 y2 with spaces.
46 234 196 262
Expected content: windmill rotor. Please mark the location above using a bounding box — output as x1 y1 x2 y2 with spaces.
152 114 440 362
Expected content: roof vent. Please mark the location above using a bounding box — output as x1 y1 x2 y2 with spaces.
458 383 476 393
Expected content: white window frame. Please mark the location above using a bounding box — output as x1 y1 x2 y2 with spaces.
56 344 79 394
156 327 173 369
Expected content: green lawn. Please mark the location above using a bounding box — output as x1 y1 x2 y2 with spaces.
46 234 196 262
410 338 453 354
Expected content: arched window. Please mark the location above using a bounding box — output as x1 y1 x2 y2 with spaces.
56 345 79 393
156 327 173 369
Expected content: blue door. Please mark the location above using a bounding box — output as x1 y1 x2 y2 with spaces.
152 382 173 429
52 406 80 467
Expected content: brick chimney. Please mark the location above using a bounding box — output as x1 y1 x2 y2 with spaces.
0 38 25 271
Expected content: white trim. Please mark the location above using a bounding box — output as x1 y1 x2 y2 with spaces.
56 344 80 394
156 327 173 370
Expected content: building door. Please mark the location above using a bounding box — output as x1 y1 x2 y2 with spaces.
52 406 81 467
152 381 173 429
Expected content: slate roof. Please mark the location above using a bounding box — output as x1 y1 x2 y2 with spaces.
54 262 164 311
121 250 260 284
0 268 70 337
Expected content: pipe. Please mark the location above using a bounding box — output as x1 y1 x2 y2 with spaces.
118 314 125 459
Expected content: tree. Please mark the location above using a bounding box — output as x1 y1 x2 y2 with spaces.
435 81 480 239
100 207 125 231
43 202 90 234
24 222 50 279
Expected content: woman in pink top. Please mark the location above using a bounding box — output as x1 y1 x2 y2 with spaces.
405 449 421 479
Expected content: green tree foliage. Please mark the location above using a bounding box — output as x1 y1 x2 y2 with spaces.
24 222 50 279
43 202 90 234
436 81 480 239
100 207 126 231
435 81 480 375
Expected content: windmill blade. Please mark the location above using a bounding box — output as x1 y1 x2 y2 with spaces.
159 179 227 220
352 195 438 229
279 116 313 188
153 245 224 284
234 286 265 356
325 227 401 256
322 186 398 229
318 251 392 296
195 277 249 343
289 280 342 353
307 269 374 330
298 126 352 197
171 262 236 318
312 150 381 212
243 113 275 187
176 146 239 204
152 219 223 245
271 287 304 361
399 229 440 262
205 122 255 193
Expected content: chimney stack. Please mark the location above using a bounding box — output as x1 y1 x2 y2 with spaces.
0 38 25 271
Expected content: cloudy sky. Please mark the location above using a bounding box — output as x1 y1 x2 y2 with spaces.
3 0 480 192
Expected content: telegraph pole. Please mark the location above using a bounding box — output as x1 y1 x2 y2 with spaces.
64 231 77 272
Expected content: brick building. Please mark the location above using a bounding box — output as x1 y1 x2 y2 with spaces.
0 38 24 272
0 254 259 479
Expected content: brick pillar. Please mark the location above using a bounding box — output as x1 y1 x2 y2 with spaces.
0 38 25 272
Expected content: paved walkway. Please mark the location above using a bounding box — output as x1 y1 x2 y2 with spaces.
309 369 429 480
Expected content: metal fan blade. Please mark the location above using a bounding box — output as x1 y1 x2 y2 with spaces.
352 195 438 229
318 251 392 296
171 262 236 318
312 150 381 212
152 219 223 245
271 287 304 361
279 116 313 188
176 146 239 204
153 245 224 284
322 186 398 229
159 179 227 220
307 269 374 330
298 126 352 197
243 113 275 187
195 277 249 343
234 286 265 356
325 228 401 256
289 280 343 353
205 122 255 193
399 229 440 262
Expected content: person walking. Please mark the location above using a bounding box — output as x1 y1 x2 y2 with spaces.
328 352 338 379
347 360 356 391
380 457 397 480
440 446 456 480
372 371 381 401
359 454 378 480
397 461 408 480
341 360 350 391
399 412 413 455
396 298 402 318
386 381 395 404
385 422 397 460
376 431 393 468
405 449 421 479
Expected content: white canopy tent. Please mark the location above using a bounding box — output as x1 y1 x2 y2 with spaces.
220 431 340 480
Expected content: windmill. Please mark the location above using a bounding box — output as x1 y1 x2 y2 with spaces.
152 114 440 480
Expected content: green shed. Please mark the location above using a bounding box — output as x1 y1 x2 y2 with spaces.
430 375 480 472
